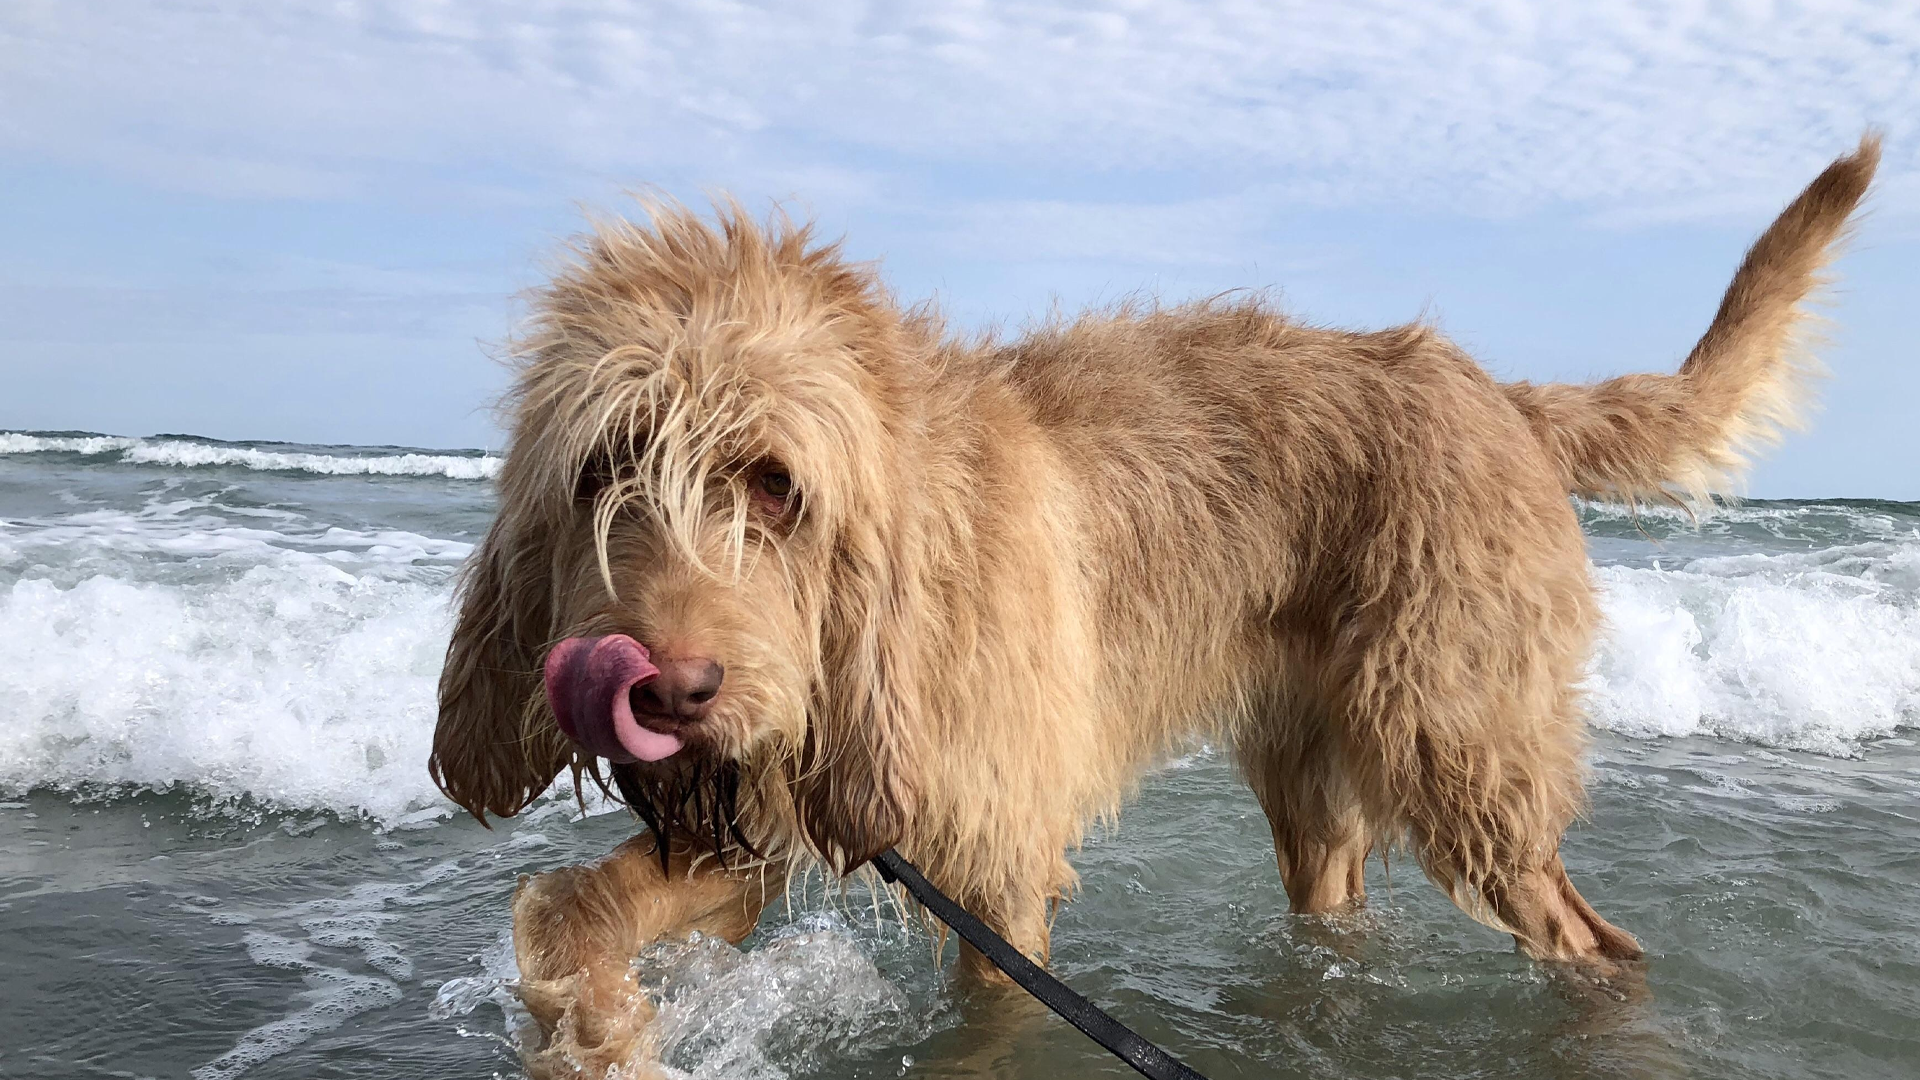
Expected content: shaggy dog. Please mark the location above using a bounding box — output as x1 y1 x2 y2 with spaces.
431 139 1878 1073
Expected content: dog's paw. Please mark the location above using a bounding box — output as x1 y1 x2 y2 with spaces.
515 970 664 1080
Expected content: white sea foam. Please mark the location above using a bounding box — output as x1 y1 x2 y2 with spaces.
0 433 139 455
190 865 473 1079
120 440 502 479
1586 542 1920 755
0 431 500 480
192 932 405 1080
1 497 1915 823
0 498 465 821
0 505 474 579
0 561 455 822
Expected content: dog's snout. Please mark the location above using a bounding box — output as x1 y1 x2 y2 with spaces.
631 657 725 723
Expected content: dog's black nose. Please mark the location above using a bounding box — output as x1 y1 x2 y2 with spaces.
631 657 725 724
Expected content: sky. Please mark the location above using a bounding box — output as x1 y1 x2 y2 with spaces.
1 1 1915 497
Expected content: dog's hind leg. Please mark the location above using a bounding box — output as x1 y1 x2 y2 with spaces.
1329 598 1643 970
1239 685 1372 914
1264 789 1371 916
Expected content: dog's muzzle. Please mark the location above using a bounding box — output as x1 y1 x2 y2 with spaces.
542 634 684 762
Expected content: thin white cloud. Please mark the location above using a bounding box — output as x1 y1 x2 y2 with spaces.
1 0 1913 219
933 194 1270 266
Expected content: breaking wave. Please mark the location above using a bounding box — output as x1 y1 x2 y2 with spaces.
0 485 1914 822
0 498 469 823
1586 540 1920 755
0 430 500 480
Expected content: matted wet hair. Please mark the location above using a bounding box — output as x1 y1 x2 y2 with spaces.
603 759 761 872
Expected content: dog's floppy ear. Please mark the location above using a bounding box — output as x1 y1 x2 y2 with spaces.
430 515 571 823
795 509 925 872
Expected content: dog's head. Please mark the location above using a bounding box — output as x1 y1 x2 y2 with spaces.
430 205 930 870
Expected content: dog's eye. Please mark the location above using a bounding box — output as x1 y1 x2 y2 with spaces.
575 450 619 503
751 466 798 517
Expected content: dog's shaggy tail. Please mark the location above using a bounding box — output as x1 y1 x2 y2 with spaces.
1503 135 1880 505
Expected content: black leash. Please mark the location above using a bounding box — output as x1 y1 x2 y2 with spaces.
870 849 1209 1080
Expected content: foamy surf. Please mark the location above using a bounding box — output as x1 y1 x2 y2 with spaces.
0 493 469 823
187 860 475 1080
0 561 455 823
3 536 1912 822
0 449 1914 824
0 430 500 480
0 433 140 455
1588 543 1920 755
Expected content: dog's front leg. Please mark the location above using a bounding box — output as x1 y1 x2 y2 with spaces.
511 833 775 1078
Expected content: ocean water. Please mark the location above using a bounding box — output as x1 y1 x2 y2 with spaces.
1 430 1915 1080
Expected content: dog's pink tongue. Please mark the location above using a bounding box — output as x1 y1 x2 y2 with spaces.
542 635 683 763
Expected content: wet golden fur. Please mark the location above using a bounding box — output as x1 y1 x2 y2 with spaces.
432 139 1879 1074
